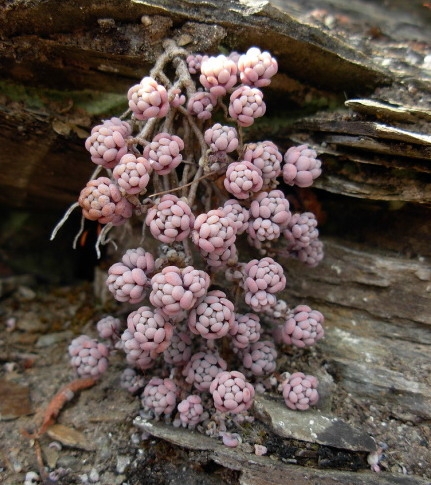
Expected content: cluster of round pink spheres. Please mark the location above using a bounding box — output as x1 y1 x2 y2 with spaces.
68 40 325 447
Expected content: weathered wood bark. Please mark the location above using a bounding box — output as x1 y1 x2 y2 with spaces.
1 0 430 482
0 0 393 210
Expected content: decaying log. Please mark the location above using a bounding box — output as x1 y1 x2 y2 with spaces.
282 239 431 421
134 417 431 485
0 0 400 210
1 0 431 482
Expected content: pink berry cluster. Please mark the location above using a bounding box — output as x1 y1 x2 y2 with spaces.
67 41 326 446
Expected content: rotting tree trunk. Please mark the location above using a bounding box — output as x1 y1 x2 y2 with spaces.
1 0 431 483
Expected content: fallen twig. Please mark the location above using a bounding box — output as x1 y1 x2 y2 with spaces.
22 377 97 440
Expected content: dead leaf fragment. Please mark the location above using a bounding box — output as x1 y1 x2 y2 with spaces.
46 424 95 451
0 379 32 420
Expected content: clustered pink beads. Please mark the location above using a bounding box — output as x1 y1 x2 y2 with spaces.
106 248 155 304
127 76 170 120
124 306 173 357
222 199 250 235
169 87 186 108
204 123 239 153
284 212 319 249
248 190 291 243
230 313 261 349
176 395 205 429
143 132 184 175
200 55 238 97
240 340 277 376
283 144 322 188
120 367 146 394
122 247 156 273
75 45 328 434
113 154 152 195
150 265 210 316
243 141 282 186
187 91 216 120
224 160 263 199
296 239 324 267
121 334 155 371
78 177 133 226
146 195 195 244
163 327 192 366
96 315 122 340
192 209 237 266
238 47 278 88
243 257 286 312
228 86 266 127
188 290 235 340
210 370 255 413
141 377 178 418
186 54 207 74
279 305 324 348
69 335 109 379
281 372 319 411
183 351 227 392
85 117 132 169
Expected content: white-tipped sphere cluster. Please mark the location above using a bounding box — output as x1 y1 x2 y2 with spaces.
187 91 216 120
143 132 184 175
280 305 324 348
176 395 205 428
283 144 322 188
284 212 319 249
222 199 250 235
186 53 207 74
192 209 237 258
204 123 239 153
228 86 266 127
96 315 122 340
188 290 235 340
243 141 282 186
241 340 277 376
230 312 261 349
163 327 193 366
150 265 210 316
127 76 170 120
224 160 263 199
200 55 238 97
123 306 173 357
106 248 155 304
210 370 255 413
238 47 278 88
146 195 195 244
141 377 178 417
69 335 109 379
243 257 286 312
113 153 152 195
85 117 132 169
78 177 133 226
183 351 227 392
248 190 291 242
281 372 319 411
